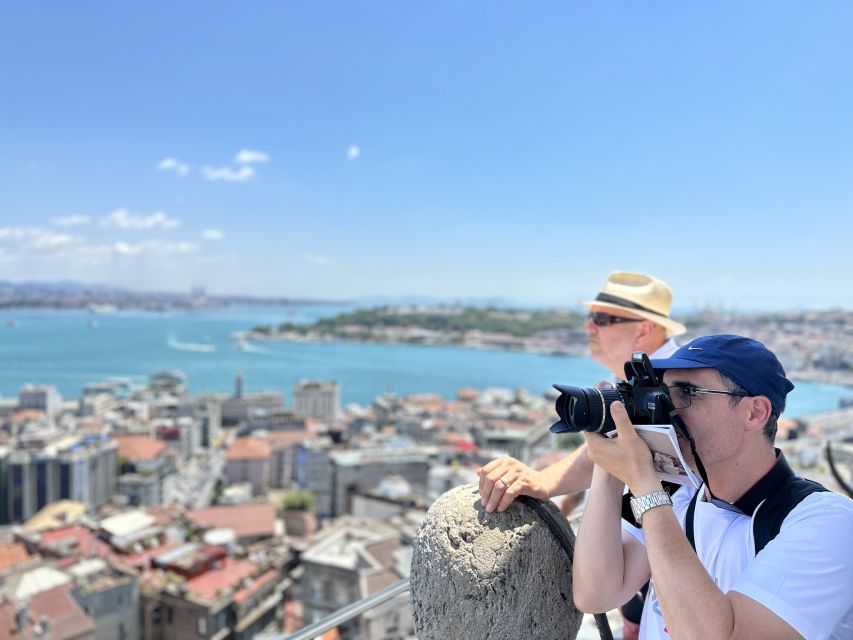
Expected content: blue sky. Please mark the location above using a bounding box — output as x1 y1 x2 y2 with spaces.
1 2 851 309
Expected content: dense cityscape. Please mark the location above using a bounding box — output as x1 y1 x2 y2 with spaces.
1 345 851 639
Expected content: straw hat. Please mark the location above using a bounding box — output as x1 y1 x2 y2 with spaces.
583 272 686 336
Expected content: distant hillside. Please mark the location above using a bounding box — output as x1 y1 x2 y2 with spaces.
0 280 334 310
253 305 587 338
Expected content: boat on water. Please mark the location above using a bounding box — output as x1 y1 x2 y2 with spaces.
88 303 118 314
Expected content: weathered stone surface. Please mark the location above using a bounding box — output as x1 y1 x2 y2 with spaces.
411 482 582 640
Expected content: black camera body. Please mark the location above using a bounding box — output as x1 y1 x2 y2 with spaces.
550 352 673 435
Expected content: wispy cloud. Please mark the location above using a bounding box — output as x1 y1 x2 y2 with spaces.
112 241 199 257
201 166 255 182
347 144 361 161
102 209 180 230
0 227 76 252
304 252 335 267
157 157 191 177
201 228 224 241
53 214 90 227
0 226 201 267
234 149 270 165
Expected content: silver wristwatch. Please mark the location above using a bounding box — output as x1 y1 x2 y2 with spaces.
630 490 672 525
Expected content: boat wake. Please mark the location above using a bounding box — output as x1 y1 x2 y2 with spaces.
167 334 216 353
235 337 275 355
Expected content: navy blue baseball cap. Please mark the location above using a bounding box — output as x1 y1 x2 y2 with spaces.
648 334 794 416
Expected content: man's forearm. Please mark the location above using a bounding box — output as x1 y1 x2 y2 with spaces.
573 465 635 612
541 443 594 497
641 505 736 639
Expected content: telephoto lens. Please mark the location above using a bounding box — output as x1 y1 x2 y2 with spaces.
550 384 626 435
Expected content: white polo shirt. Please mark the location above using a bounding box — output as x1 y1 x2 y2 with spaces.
624 486 853 639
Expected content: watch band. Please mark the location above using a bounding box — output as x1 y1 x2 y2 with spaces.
630 490 673 525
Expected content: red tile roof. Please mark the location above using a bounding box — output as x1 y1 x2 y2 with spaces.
113 435 167 461
226 437 272 461
38 525 111 557
186 504 276 540
0 584 94 640
120 542 183 571
0 543 31 572
457 388 480 401
185 558 256 602
11 409 45 423
233 568 277 604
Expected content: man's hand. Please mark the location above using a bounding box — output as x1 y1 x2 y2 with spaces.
585 402 660 496
476 455 550 513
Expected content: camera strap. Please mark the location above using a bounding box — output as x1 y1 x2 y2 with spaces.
666 406 718 501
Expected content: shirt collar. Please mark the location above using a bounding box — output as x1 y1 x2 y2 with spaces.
702 449 794 516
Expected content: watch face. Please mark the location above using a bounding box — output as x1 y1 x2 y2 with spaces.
630 498 643 523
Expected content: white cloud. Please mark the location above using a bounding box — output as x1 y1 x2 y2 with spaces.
53 214 90 227
112 241 198 257
201 166 255 182
201 228 225 241
0 226 200 262
234 149 270 165
304 252 335 267
102 209 180 230
0 227 76 250
157 157 191 177
347 145 361 161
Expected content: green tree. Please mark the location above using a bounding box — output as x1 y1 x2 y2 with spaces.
281 490 316 512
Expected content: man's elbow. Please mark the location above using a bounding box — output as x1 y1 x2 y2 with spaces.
572 580 610 614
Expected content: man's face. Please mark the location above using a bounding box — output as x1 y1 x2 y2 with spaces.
585 305 646 376
662 367 745 464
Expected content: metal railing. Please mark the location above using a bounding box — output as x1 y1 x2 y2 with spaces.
258 578 411 640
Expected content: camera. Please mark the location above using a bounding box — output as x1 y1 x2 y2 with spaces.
550 352 673 434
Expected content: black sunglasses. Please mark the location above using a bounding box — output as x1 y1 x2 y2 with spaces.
588 312 644 327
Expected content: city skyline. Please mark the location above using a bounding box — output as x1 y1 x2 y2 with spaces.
1 3 852 309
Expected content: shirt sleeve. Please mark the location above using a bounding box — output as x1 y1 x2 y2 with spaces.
730 493 853 640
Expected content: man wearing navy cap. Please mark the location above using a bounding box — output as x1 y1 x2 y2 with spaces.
573 335 853 639
478 271 686 639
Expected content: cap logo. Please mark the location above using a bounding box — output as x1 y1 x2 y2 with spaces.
688 346 703 350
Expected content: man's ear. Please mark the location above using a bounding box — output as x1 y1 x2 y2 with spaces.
635 320 655 342
745 396 773 432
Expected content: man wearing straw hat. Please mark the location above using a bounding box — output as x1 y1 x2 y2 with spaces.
477 271 686 638
478 271 686 511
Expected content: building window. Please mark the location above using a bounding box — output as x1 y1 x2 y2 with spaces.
197 617 207 636
335 583 350 607
323 579 335 603
167 606 173 624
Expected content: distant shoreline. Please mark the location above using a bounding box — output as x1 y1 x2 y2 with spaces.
246 331 853 390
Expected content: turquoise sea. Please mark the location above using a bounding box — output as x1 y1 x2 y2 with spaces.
0 306 848 417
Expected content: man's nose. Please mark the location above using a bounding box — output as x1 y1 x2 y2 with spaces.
584 317 596 334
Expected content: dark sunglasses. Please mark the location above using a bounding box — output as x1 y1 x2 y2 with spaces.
587 312 644 327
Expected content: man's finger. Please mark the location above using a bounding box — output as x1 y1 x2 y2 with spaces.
610 401 638 439
485 476 509 512
481 464 509 502
477 458 503 499
496 476 523 512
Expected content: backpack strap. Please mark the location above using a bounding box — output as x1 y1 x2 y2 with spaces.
752 476 827 554
683 451 828 555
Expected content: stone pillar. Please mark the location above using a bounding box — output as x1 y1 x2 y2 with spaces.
411 482 583 640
